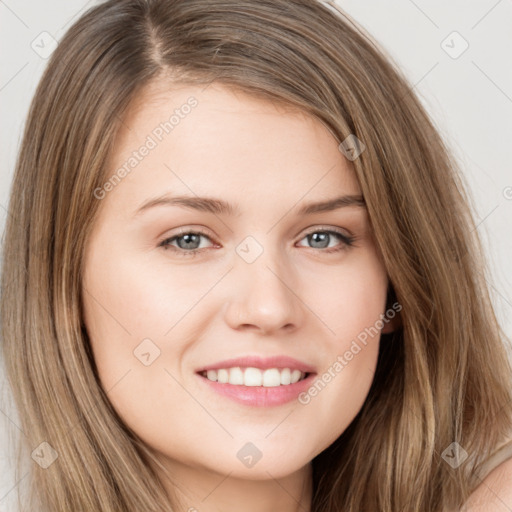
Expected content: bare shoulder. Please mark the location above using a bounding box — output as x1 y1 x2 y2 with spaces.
462 456 512 511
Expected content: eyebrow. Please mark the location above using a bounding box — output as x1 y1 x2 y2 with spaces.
133 193 366 217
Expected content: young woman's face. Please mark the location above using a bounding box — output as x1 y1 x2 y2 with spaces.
82 81 389 484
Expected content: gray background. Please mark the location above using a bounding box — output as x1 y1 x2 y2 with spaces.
1 1 512 509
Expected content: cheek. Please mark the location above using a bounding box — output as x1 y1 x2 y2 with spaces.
81 244 228 411
302 248 388 345
81 243 174 388
295 252 387 443
81 249 191 442
83 247 215 345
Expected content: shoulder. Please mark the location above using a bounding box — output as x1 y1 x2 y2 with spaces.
462 455 512 511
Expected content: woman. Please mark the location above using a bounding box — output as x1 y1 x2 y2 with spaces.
1 0 511 510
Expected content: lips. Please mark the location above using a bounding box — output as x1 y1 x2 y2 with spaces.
197 369 318 407
195 355 317 374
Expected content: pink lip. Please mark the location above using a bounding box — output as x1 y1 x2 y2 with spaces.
197 372 317 407
195 355 316 373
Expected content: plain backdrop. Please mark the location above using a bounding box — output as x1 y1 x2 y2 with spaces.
1 1 511 509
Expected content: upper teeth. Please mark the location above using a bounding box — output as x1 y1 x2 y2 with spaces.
202 367 306 387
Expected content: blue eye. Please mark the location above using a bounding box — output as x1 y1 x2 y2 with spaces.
159 231 214 256
159 228 355 257
297 230 355 252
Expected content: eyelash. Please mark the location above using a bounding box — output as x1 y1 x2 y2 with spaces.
158 227 356 258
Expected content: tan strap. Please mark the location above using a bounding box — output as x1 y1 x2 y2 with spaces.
475 438 512 481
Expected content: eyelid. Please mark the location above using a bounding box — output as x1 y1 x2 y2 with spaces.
174 229 216 245
160 225 217 243
299 224 352 237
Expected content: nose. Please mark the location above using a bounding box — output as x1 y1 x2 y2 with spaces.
223 247 303 335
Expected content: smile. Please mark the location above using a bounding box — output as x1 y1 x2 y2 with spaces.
199 367 309 387
196 368 317 407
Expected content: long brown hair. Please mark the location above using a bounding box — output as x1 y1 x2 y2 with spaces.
2 0 511 510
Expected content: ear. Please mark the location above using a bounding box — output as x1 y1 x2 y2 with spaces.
381 285 402 334
381 312 401 333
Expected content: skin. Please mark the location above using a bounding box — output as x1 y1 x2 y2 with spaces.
82 80 396 512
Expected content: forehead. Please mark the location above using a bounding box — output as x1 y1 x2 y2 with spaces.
102 80 361 215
